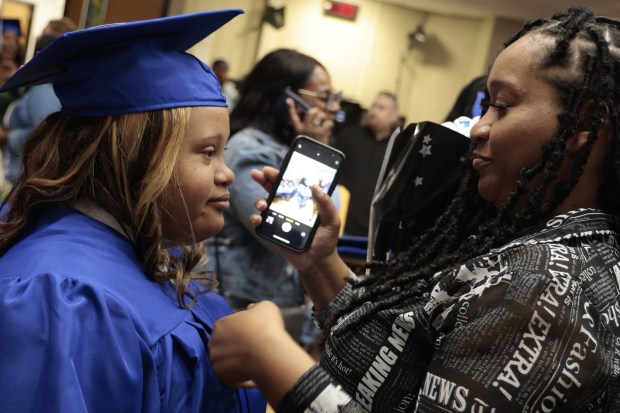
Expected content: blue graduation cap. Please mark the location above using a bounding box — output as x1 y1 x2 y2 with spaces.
1 19 21 36
0 9 243 116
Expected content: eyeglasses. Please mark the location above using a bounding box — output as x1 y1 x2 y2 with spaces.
297 88 342 109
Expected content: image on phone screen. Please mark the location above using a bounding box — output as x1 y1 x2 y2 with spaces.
257 137 344 251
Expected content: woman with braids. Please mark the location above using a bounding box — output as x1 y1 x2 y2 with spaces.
0 10 266 413
209 6 620 412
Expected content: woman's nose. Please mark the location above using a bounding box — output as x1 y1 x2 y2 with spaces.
470 118 490 145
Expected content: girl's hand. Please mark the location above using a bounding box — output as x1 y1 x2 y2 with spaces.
209 301 288 386
209 301 316 407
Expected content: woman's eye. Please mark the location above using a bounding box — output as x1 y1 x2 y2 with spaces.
488 102 509 111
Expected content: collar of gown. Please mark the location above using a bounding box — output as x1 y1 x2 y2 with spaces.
72 198 135 242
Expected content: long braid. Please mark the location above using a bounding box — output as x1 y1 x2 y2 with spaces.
326 6 620 337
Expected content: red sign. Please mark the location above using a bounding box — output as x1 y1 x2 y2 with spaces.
324 1 358 21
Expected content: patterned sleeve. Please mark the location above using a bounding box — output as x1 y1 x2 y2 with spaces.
418 243 620 411
279 272 367 412
278 365 362 412
313 271 359 329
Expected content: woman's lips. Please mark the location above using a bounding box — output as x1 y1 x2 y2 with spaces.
472 154 491 170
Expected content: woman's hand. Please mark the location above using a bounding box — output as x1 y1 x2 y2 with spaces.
249 167 350 309
286 98 334 144
209 301 315 407
249 167 341 272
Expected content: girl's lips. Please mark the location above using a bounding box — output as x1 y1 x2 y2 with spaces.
209 200 230 209
209 195 230 209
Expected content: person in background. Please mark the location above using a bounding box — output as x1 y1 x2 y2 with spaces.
212 58 240 111
0 19 24 121
0 18 24 66
209 7 619 412
0 19 24 198
0 55 17 198
3 18 77 185
41 17 78 37
333 91 400 236
444 74 487 122
201 48 341 346
0 10 265 413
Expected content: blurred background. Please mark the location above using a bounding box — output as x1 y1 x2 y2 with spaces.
2 0 619 125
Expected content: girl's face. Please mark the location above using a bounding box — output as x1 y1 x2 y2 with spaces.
469 34 564 208
160 106 234 244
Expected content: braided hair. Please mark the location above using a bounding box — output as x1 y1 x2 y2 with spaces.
327 6 620 336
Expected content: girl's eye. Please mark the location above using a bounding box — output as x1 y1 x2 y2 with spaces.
203 147 216 158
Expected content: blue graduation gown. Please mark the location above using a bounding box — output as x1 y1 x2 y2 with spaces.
0 207 266 413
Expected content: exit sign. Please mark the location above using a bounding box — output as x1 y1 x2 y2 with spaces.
324 1 358 21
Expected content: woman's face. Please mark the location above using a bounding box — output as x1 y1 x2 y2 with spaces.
470 34 564 208
1 32 19 60
160 106 234 244
300 65 341 121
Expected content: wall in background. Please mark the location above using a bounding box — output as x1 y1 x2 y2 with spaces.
174 0 523 124
63 0 167 29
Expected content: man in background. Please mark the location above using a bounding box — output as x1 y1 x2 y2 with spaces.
333 91 400 236
212 59 239 111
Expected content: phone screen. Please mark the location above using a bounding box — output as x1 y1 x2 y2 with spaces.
256 136 345 252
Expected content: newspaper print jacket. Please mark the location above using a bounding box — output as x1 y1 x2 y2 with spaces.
279 209 620 412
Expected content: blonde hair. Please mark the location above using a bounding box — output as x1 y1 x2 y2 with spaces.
0 107 211 307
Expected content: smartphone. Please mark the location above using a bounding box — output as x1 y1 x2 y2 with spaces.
256 135 345 252
273 87 311 124
285 87 312 117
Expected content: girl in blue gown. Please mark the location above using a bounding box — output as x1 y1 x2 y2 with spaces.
0 9 265 413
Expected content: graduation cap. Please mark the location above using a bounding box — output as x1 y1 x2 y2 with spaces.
0 9 243 116
1 19 22 36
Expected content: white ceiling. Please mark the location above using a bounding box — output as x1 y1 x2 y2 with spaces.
377 0 620 21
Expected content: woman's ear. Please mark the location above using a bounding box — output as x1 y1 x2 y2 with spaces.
565 100 610 154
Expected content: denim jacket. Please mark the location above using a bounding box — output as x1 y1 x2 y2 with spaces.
5 84 61 184
203 127 306 307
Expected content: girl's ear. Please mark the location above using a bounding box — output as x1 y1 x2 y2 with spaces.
565 100 610 154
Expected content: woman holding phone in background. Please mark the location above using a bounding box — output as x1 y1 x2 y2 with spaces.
200 49 342 346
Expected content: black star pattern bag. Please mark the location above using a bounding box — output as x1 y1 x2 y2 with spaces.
371 121 471 263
